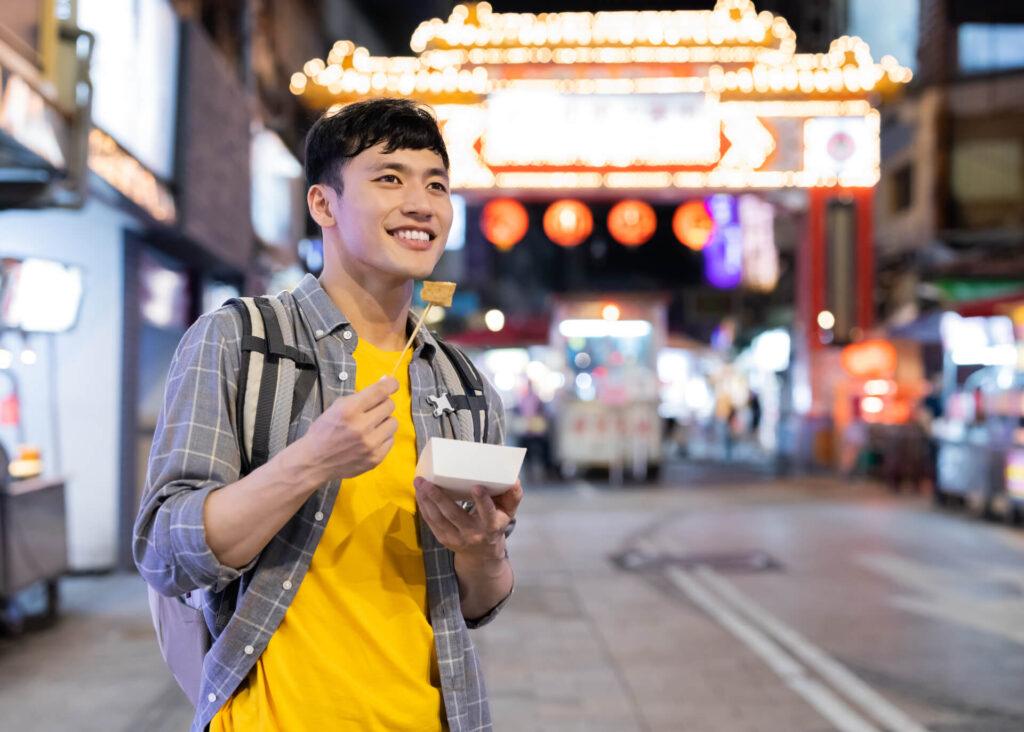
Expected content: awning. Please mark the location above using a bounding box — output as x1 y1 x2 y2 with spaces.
445 316 549 349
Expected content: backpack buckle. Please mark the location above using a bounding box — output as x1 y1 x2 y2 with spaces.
427 392 455 418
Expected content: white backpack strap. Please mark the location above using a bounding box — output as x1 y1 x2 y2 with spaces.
226 295 315 473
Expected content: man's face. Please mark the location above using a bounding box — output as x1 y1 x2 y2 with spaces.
324 143 452 282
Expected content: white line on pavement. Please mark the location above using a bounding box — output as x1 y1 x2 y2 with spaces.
666 566 881 732
695 566 930 732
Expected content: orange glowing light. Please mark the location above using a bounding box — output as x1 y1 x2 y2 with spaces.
607 199 657 247
480 198 529 250
841 339 897 378
673 200 715 251
543 199 593 247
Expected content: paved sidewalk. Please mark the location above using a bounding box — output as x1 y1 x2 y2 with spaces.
2 475 1022 731
475 481 834 732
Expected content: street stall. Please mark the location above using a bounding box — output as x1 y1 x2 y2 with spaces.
550 295 665 480
0 257 75 628
446 315 558 481
835 338 930 484
1006 303 1024 522
932 311 1020 516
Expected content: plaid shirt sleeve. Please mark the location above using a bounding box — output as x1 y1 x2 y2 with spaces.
464 372 515 630
133 308 257 597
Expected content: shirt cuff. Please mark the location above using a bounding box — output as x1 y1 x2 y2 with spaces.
464 576 514 629
167 483 258 593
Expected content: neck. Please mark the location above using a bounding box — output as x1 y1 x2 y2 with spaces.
319 261 413 352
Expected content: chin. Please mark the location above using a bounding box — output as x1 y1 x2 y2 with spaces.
394 253 442 281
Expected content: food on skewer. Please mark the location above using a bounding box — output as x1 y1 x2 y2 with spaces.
391 281 458 376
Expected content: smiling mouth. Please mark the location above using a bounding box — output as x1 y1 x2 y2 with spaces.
388 228 436 244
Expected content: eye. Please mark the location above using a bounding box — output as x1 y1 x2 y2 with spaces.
375 174 400 184
428 181 449 192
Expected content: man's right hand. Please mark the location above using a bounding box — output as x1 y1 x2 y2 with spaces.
293 376 400 484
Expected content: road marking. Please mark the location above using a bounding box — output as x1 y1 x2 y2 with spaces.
696 566 930 732
858 552 1024 647
666 566 881 732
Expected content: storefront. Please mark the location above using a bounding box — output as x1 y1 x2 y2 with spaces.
0 1 287 582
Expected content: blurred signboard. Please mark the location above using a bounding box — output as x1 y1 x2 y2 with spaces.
0 258 83 333
78 0 179 179
251 126 303 249
291 0 911 192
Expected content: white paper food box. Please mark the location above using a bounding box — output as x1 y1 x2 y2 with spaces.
415 437 526 496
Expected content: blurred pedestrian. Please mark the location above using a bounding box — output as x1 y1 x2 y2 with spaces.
515 382 552 481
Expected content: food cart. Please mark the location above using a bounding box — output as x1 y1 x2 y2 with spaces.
551 295 665 481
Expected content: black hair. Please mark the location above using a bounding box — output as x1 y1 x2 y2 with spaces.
303 97 450 191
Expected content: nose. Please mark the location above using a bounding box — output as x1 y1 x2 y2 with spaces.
400 187 433 219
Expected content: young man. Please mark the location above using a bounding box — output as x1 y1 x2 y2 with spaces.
134 98 521 732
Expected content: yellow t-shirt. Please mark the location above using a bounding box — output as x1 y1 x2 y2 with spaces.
211 338 444 731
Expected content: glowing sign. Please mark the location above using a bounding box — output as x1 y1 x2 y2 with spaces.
738 194 778 292
0 259 83 333
940 313 1016 366
704 194 742 289
292 0 911 192
803 117 878 186
88 128 176 223
841 340 897 378
483 92 720 168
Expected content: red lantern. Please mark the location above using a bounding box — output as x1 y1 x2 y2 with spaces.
607 200 656 247
543 199 593 248
673 200 715 251
480 198 529 251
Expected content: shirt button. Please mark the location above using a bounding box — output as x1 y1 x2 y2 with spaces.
343 330 353 340
244 645 255 655
314 511 324 521
282 580 292 590
338 371 349 382
208 693 217 703
314 328 324 338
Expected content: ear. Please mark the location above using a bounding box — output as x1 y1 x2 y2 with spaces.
307 184 337 228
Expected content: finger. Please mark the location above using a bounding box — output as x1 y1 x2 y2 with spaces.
416 485 460 539
370 437 394 465
361 397 396 429
493 480 523 516
348 376 400 410
429 486 479 531
471 488 503 531
418 481 476 532
367 417 398 447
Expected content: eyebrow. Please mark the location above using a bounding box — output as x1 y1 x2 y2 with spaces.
370 161 449 181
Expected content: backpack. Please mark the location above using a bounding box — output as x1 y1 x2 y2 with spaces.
147 294 491 707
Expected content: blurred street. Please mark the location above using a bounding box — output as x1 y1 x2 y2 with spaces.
3 466 1022 732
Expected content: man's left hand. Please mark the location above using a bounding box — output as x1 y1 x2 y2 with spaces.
414 478 523 562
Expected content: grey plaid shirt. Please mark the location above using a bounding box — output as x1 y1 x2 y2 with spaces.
134 274 510 732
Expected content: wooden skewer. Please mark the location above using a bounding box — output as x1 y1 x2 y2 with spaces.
391 304 432 377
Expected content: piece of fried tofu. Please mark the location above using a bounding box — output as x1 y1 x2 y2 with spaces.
421 280 457 307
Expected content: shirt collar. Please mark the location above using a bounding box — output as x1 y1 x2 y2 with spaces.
292 273 437 360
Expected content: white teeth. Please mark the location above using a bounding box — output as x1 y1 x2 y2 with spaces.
393 229 430 242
